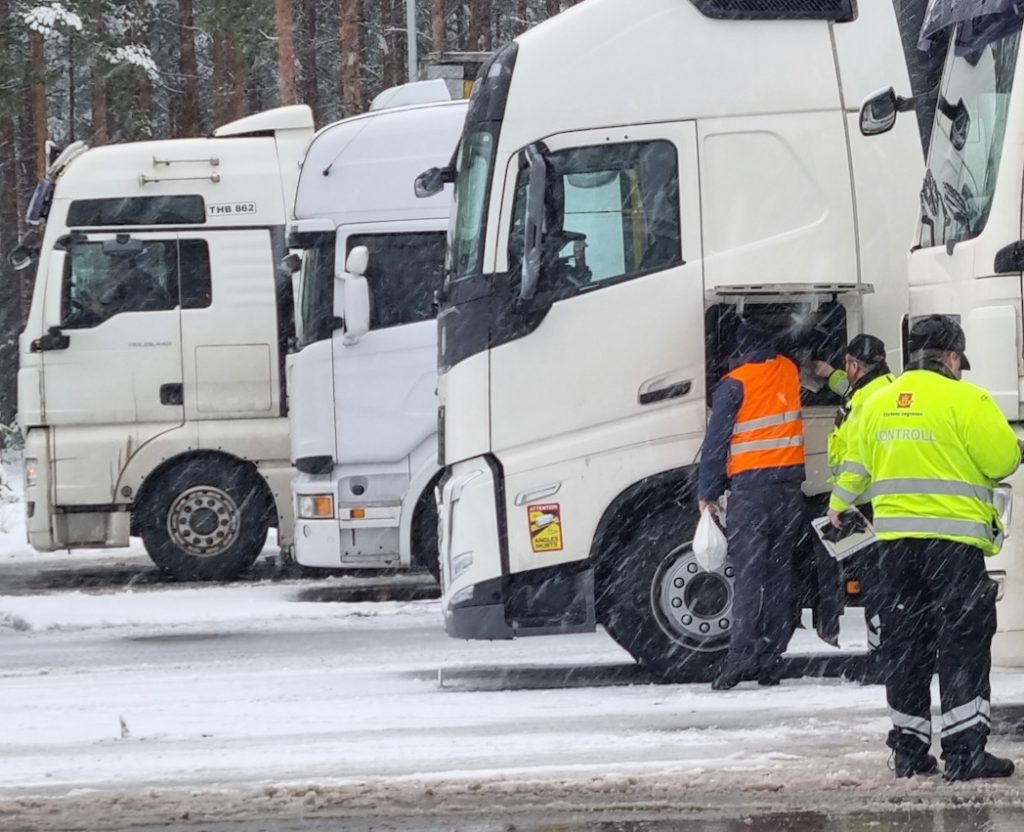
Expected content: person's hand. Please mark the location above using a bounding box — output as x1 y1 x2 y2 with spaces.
827 508 843 529
698 500 721 517
814 361 835 379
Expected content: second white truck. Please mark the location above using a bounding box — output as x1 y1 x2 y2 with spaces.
286 97 468 575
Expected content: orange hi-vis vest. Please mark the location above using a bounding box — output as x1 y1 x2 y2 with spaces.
725 356 805 477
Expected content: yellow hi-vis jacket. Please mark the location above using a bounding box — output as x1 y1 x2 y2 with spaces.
828 367 1021 555
826 369 896 482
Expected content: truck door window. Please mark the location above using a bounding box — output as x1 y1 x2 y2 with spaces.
61 239 210 328
346 232 447 329
296 237 335 349
509 140 681 295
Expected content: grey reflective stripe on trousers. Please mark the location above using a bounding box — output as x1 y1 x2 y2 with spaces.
941 696 991 738
869 478 994 503
733 409 802 435
873 517 995 541
731 435 805 455
891 708 931 743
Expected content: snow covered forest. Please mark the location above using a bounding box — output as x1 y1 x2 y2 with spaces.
0 0 579 427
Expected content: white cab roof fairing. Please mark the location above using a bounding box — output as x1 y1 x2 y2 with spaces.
292 99 468 228
498 0 842 155
214 105 315 137
49 135 294 227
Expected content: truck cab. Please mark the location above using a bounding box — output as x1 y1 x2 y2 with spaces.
286 98 467 575
17 106 314 581
862 3 1024 666
435 0 928 680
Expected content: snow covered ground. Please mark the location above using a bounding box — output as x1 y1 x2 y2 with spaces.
5 454 1024 830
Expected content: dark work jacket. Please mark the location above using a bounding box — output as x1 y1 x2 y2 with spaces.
697 348 807 501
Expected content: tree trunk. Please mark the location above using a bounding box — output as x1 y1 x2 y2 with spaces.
339 0 365 116
299 0 320 120
546 0 559 17
516 0 528 33
212 32 246 123
178 0 200 137
29 32 47 178
91 4 109 144
431 0 445 52
467 0 481 50
275 0 298 105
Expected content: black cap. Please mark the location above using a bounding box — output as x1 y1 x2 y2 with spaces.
735 317 775 354
907 314 971 370
845 334 887 366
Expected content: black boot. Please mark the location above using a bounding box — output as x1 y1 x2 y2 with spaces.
943 748 1015 782
887 729 937 778
711 664 744 691
758 657 785 687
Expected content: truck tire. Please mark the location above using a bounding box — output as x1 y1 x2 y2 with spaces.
598 505 735 683
411 487 441 583
138 459 272 582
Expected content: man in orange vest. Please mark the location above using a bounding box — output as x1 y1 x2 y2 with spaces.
699 317 806 690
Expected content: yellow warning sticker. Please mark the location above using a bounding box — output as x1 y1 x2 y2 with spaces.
528 503 563 553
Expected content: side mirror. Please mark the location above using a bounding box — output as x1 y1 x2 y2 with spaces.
279 252 302 277
7 245 35 272
520 143 548 302
415 167 444 198
340 245 370 344
346 245 369 277
415 164 455 199
859 87 900 136
994 240 1024 274
342 275 370 344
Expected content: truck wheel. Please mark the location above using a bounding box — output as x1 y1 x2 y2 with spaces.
139 459 271 582
599 506 734 683
411 487 440 583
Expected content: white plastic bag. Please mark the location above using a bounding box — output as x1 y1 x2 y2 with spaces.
693 508 727 572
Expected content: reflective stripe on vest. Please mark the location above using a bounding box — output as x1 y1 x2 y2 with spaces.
733 409 802 435
726 356 805 477
873 517 995 541
869 478 994 503
831 460 870 478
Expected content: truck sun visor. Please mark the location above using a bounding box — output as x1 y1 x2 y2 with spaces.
919 0 1024 52
689 0 855 22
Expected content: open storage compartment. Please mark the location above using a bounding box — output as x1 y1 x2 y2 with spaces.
704 283 874 408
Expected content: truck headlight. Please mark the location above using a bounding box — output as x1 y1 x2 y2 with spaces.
24 457 39 488
298 494 334 519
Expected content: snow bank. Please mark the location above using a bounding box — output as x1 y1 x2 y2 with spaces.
0 584 440 633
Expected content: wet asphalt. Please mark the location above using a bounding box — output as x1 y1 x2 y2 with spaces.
101 806 1024 831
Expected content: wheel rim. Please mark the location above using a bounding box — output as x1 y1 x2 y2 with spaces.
652 542 735 652
167 486 241 558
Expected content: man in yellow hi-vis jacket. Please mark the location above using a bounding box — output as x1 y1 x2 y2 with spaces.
814 335 895 675
828 315 1020 782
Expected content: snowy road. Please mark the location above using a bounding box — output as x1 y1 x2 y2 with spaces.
4 571 1024 830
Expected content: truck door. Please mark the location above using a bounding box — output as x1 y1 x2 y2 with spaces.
488 123 706 572
334 222 448 466
38 232 193 503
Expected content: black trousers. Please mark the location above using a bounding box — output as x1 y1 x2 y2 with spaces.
879 538 998 754
725 482 804 671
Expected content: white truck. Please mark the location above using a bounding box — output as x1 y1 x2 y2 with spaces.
860 1 1024 666
429 0 934 681
285 96 467 576
15 106 315 581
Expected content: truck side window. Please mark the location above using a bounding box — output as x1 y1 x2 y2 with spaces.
509 140 682 295
346 232 447 330
61 239 211 328
296 237 336 349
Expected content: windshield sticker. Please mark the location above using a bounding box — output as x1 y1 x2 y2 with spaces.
528 503 563 553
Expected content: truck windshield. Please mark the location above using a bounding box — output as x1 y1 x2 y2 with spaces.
919 23 1021 248
296 236 335 349
449 128 496 282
